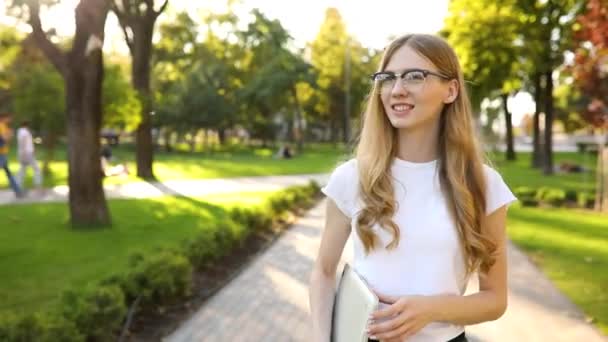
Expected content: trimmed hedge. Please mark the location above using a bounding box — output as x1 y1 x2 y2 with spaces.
577 192 596 209
514 186 595 208
122 250 193 305
0 181 321 341
60 285 126 342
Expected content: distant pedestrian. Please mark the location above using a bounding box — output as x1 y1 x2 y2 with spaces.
0 113 24 198
16 120 43 193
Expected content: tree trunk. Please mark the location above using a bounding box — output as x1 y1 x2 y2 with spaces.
217 128 226 146
112 0 170 179
595 131 608 213
330 117 338 143
532 72 543 168
132 26 155 179
29 0 111 227
162 128 172 152
501 93 516 161
189 130 196 152
543 70 554 175
291 85 304 153
203 129 209 152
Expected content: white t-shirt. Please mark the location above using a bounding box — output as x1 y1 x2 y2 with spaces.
17 127 34 157
322 157 517 342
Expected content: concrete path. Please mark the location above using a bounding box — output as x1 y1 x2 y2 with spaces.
0 174 329 206
164 199 606 342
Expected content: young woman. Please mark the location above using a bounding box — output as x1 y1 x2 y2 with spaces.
309 34 517 342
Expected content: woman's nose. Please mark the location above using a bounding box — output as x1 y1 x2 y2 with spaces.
390 80 409 97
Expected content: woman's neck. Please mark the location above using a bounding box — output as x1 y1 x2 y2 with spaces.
395 123 440 163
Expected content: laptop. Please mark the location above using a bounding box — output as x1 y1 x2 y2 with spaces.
331 263 379 342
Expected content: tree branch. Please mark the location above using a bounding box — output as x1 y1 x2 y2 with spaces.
111 0 134 52
27 3 67 77
153 0 169 18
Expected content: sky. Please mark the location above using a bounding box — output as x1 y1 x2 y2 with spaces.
0 0 533 126
1 0 450 50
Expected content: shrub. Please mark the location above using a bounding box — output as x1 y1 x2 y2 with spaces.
533 187 566 207
267 192 294 216
214 220 246 252
543 189 566 207
514 187 538 207
535 187 552 202
123 250 192 305
0 313 84 342
565 189 578 202
519 197 539 207
60 285 126 342
308 180 321 194
514 186 536 198
287 186 315 207
577 192 596 209
183 229 221 268
230 207 273 233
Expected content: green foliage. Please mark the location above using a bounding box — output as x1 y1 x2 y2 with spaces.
213 220 247 251
60 285 126 342
534 187 566 206
183 229 221 268
0 312 83 342
123 250 192 304
443 0 522 112
543 189 567 207
11 61 65 136
308 8 379 139
577 192 596 209
230 206 273 233
514 186 539 206
535 186 553 202
515 185 596 208
267 191 296 216
103 63 142 131
0 24 22 112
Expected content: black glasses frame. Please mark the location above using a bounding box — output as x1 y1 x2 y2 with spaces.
370 68 452 83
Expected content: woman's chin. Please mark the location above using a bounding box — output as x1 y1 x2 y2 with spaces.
389 116 415 129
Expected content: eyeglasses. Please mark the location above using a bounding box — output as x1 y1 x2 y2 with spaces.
370 68 451 93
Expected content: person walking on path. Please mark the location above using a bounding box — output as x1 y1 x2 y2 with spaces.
309 34 517 342
0 113 24 198
16 120 43 193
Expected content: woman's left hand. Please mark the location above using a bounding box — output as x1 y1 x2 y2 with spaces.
367 293 435 342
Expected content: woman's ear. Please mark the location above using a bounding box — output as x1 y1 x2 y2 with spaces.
444 79 459 104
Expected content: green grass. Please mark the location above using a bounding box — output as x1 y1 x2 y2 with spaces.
507 204 608 334
489 151 597 192
0 191 275 315
1 143 349 188
4 143 597 193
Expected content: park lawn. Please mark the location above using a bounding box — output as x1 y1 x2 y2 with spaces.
507 204 608 334
489 150 597 192
3 142 598 193
1 143 349 188
0 190 276 315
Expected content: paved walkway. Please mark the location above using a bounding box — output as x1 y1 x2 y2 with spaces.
164 200 606 342
0 174 329 206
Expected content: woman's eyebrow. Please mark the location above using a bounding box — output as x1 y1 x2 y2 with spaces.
383 67 422 73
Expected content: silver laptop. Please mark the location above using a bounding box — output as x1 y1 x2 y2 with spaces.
332 263 379 342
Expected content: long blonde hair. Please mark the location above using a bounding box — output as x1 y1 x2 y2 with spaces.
354 34 495 276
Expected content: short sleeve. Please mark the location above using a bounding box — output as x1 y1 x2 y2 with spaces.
321 159 358 218
484 165 517 215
